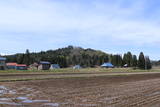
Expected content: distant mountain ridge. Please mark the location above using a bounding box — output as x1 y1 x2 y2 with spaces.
4 46 109 67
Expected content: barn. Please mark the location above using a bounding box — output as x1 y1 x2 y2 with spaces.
38 61 51 70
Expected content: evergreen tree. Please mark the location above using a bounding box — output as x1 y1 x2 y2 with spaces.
145 56 152 69
23 49 31 66
132 55 137 68
138 52 145 69
127 52 132 67
118 55 123 67
17 54 24 64
123 53 128 65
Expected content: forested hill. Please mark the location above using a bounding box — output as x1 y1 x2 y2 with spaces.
4 46 151 69
4 46 109 67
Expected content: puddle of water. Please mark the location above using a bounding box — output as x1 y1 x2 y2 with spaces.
0 86 17 96
146 91 160 97
0 102 21 106
0 86 51 106
16 97 28 100
22 99 33 103
0 90 6 94
0 86 8 96
22 99 49 103
77 104 98 107
9 90 16 94
0 98 11 101
43 103 59 107
0 86 7 90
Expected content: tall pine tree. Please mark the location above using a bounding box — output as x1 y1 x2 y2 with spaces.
132 55 137 68
23 49 31 66
145 56 152 69
138 52 145 69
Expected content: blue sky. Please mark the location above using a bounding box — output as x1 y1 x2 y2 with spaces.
0 0 160 60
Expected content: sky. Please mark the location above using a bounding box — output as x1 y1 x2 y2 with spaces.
0 0 160 60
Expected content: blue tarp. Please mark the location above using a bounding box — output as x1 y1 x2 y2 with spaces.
73 65 81 69
101 62 114 68
50 64 60 69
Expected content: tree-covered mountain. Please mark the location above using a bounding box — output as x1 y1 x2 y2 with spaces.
4 46 109 68
3 46 152 69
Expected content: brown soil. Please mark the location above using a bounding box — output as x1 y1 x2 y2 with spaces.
0 73 160 107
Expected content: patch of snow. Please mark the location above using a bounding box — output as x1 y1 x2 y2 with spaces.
0 98 11 101
0 102 21 106
22 99 49 103
43 103 59 107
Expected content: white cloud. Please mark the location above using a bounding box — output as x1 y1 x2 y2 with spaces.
0 0 160 59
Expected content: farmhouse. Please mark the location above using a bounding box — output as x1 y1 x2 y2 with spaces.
7 63 27 70
38 61 51 70
50 64 60 69
101 62 114 68
0 57 6 70
7 63 17 69
29 63 38 70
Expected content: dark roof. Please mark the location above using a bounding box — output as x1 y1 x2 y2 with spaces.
0 57 6 61
40 61 51 64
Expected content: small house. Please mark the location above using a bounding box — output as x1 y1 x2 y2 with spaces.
0 57 6 70
101 62 114 68
38 61 51 70
73 65 81 69
50 64 60 69
7 63 17 69
16 64 27 70
29 63 38 70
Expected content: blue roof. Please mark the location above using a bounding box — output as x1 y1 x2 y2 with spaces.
40 61 51 64
0 57 6 61
101 62 114 67
51 64 60 68
73 65 81 69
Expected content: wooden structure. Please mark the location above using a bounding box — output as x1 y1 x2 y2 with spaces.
38 61 51 70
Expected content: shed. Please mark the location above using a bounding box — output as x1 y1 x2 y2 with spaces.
0 57 6 70
50 64 60 69
38 61 51 70
29 63 38 70
101 62 114 68
73 65 81 69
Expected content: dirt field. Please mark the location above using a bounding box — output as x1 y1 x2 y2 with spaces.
0 72 160 107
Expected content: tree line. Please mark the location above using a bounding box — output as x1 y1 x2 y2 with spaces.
4 46 152 69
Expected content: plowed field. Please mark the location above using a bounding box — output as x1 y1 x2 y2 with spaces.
0 72 160 107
